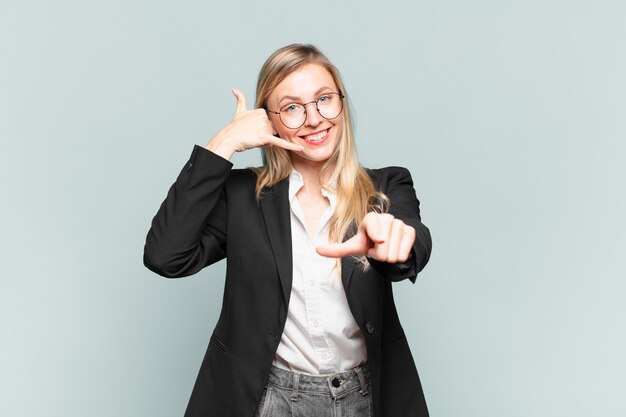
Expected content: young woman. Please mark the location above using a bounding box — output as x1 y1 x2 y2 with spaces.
144 44 432 417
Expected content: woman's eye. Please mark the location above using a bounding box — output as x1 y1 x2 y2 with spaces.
284 104 300 113
318 95 331 103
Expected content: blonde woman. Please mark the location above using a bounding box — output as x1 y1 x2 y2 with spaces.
144 44 432 417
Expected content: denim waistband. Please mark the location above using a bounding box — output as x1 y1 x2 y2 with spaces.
266 363 370 400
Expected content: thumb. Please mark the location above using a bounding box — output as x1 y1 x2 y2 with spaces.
232 88 247 115
361 213 385 244
316 233 368 258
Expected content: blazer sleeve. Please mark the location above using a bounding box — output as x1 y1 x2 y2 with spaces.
143 145 233 278
368 167 432 283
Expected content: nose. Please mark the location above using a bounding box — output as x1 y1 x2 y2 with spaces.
303 102 322 127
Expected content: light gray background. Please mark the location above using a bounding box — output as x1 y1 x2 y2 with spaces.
1 0 625 416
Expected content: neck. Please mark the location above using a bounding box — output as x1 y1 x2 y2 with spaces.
291 158 333 189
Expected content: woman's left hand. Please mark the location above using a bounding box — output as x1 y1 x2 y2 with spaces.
316 212 416 263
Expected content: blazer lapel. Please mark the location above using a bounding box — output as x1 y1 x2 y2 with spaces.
340 219 361 294
259 179 293 307
341 256 356 295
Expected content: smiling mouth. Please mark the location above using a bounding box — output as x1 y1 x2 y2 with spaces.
300 128 330 142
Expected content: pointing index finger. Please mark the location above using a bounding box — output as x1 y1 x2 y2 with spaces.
316 234 366 258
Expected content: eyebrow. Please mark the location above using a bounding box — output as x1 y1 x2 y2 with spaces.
278 86 334 107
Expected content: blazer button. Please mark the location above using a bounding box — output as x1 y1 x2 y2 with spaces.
365 321 375 335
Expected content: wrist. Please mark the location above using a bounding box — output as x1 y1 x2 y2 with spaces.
205 133 236 160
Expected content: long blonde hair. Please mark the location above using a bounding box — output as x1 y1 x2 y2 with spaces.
253 44 388 243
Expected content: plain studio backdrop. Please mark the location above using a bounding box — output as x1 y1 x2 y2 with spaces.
1 0 625 416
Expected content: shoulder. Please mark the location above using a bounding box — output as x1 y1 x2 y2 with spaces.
365 166 414 192
227 167 257 181
366 166 412 179
224 168 258 193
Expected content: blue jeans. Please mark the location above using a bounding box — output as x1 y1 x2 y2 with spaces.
254 364 373 417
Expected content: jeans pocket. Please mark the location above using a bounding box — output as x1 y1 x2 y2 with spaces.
255 384 273 417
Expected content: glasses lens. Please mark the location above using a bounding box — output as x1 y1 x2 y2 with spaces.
280 103 306 129
317 93 343 120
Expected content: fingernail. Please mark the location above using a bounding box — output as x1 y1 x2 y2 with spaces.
231 88 238 97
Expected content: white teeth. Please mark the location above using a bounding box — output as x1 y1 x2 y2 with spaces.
303 129 328 141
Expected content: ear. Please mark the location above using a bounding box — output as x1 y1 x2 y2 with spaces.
269 120 279 136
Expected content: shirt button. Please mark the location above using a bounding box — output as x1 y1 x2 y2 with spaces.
314 321 320 328
309 280 315 286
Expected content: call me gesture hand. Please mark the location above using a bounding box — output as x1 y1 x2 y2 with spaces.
316 212 416 264
205 89 303 160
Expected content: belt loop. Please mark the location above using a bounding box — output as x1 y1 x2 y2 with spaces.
290 372 300 402
354 367 368 396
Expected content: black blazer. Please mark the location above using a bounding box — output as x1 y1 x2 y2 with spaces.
144 145 432 417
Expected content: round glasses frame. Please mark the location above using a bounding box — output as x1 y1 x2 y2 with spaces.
265 91 345 129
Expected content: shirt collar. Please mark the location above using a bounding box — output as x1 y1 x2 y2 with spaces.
288 170 337 208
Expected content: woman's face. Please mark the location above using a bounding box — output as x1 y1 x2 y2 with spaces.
266 63 344 170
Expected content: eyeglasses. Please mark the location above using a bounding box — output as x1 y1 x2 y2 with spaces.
265 91 345 129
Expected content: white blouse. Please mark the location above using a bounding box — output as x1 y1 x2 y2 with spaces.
272 171 367 375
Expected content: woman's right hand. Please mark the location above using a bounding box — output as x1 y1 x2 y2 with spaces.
205 88 303 160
